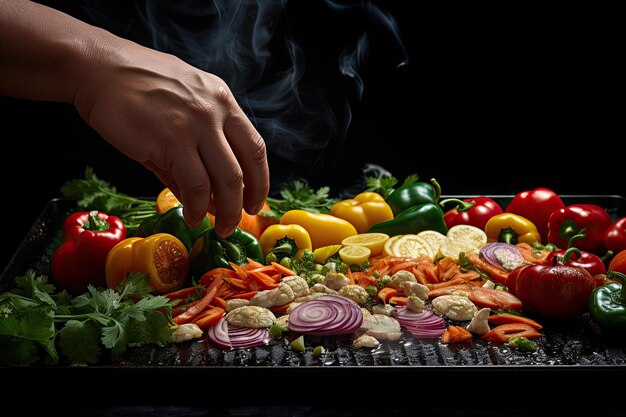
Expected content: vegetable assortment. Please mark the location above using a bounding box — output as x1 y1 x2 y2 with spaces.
3 167 626 367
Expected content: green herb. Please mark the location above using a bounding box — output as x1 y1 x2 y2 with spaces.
60 166 157 234
0 270 175 366
508 336 537 352
458 252 490 281
262 179 339 220
364 172 418 199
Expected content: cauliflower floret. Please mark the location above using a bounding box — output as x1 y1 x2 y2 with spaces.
389 270 417 291
371 303 395 316
310 283 339 295
294 292 328 303
324 271 350 290
353 334 380 349
282 275 309 298
431 295 478 321
405 294 425 313
249 282 295 308
286 301 302 314
325 262 337 273
225 298 250 312
352 334 380 349
338 284 369 305
482 280 496 289
400 281 429 300
467 307 491 336
225 306 276 328
170 323 203 343
358 314 402 341
309 274 326 285
273 314 290 332
361 307 372 317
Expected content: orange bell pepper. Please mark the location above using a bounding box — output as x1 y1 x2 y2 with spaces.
330 192 394 234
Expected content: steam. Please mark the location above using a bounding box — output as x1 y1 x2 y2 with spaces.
81 0 406 171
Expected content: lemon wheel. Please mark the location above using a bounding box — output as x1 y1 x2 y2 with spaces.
341 232 389 256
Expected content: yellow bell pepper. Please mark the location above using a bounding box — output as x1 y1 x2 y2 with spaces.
280 209 357 249
330 192 394 234
105 233 189 294
484 213 541 245
258 224 312 261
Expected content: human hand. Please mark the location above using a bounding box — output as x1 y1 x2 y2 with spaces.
73 37 269 237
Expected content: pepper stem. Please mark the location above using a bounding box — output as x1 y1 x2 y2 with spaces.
560 247 581 263
439 198 475 213
498 227 519 245
566 230 587 249
82 210 109 231
607 271 626 300
272 238 297 259
216 236 243 263
430 178 441 202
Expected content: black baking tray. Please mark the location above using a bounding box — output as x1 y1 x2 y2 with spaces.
3 196 626 407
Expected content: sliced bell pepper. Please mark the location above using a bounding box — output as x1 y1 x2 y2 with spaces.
330 192 394 234
484 213 541 245
258 224 312 263
190 227 263 278
105 233 189 294
367 203 447 237
385 178 441 216
135 205 210 251
51 210 127 294
547 204 613 255
279 209 357 249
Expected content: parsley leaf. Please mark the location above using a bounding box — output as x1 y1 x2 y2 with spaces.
58 320 102 365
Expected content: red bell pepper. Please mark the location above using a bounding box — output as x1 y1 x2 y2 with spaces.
505 187 564 244
604 217 626 254
508 263 596 319
51 210 127 294
546 247 606 277
440 197 503 230
547 204 613 255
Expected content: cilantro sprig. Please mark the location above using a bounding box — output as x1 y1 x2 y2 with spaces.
0 270 175 366
262 179 340 219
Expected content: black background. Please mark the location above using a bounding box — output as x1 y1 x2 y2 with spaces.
1 2 621 269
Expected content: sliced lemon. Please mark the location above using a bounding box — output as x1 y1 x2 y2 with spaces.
383 235 403 257
389 234 434 258
341 232 389 256
436 238 475 262
313 245 342 264
446 224 488 249
339 245 372 265
416 230 447 253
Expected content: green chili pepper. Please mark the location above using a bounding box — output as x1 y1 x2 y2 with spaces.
367 203 447 236
135 206 210 251
385 178 441 216
589 271 626 332
508 336 537 352
190 226 263 278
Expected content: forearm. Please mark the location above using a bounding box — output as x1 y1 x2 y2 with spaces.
0 0 118 103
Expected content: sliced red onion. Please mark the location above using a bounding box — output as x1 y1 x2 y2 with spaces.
288 295 363 336
206 317 271 350
395 306 446 339
479 242 524 271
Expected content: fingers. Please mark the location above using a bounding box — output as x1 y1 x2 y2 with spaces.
223 109 270 215
198 131 243 237
169 151 214 229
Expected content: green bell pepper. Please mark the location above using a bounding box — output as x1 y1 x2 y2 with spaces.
367 203 447 237
190 226 264 278
589 271 626 332
135 205 210 251
386 178 441 216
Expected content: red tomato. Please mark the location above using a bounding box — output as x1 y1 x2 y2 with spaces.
608 250 626 275
512 264 595 319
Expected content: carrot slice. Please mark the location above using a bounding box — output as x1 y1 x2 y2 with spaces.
464 251 510 286
193 307 225 329
228 262 249 280
174 275 224 325
468 287 523 311
270 262 297 277
377 287 398 303
488 313 543 329
516 242 551 264
271 302 292 314
481 323 542 343
210 296 228 309
388 296 406 305
248 270 280 289
441 325 473 344
230 290 259 300
200 267 238 286
164 286 199 301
